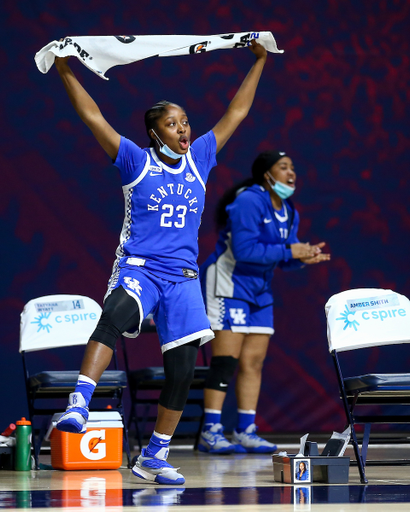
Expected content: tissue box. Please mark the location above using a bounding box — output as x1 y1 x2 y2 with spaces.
49 411 123 470
273 454 350 484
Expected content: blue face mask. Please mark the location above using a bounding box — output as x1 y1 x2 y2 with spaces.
268 174 295 199
152 130 182 160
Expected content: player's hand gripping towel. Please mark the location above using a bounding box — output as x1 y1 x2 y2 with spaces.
35 31 283 80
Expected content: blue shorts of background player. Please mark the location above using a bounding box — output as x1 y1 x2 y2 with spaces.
204 292 274 336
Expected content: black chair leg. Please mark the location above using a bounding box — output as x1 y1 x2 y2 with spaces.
33 416 50 469
118 410 132 468
32 416 49 470
128 401 143 452
139 404 150 446
332 355 368 484
32 432 40 470
194 411 205 451
123 427 132 468
350 424 368 484
128 397 144 452
361 423 371 468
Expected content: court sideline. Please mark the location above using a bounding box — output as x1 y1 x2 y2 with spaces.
1 441 410 511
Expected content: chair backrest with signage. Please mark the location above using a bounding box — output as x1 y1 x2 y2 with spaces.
20 295 101 353
325 288 410 484
20 294 131 468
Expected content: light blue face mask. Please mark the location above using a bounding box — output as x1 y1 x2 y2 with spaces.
268 173 295 199
152 130 182 160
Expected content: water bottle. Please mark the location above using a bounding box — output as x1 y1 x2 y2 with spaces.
1 423 16 437
15 418 32 471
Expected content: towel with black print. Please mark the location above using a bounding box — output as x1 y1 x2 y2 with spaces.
35 31 283 80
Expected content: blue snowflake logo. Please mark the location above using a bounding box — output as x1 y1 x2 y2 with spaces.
31 312 52 333
336 306 360 331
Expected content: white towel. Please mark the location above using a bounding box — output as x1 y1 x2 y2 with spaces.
35 31 283 80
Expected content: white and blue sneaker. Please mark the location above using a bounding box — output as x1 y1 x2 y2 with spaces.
56 392 89 434
231 424 277 453
132 449 185 485
198 423 236 454
132 487 185 506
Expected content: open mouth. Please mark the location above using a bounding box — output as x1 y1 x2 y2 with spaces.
178 136 189 150
287 178 295 188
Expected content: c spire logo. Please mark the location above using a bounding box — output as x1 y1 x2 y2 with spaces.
31 312 53 333
29 300 98 335
336 306 360 331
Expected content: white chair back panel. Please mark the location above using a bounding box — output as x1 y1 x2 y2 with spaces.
20 295 102 352
325 288 410 352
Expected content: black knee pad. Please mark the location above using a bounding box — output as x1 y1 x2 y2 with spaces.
205 355 239 392
159 339 200 411
90 287 140 350
91 317 121 350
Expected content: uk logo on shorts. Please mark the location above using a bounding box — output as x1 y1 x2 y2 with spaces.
230 308 246 325
123 277 142 296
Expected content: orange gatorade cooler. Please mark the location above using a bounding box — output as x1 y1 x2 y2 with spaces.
48 411 123 470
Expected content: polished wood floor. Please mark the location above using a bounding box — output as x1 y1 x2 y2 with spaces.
1 440 410 511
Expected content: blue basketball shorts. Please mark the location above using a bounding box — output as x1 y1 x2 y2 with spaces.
105 260 214 352
202 268 274 335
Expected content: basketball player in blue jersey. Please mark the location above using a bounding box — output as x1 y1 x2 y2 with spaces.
199 151 330 454
51 39 268 484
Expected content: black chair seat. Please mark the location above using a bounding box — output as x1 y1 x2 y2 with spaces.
344 373 410 394
29 370 127 392
129 366 209 390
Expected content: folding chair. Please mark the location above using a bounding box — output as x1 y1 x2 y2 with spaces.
325 288 410 483
19 294 131 468
121 314 209 452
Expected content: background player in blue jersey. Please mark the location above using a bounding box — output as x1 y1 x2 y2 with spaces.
51 39 268 484
199 150 330 454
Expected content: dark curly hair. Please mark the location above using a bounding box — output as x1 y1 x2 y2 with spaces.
215 150 288 229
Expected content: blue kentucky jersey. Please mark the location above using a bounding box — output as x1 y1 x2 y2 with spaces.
200 184 304 307
113 131 217 281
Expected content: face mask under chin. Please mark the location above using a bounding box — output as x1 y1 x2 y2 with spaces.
152 130 183 160
267 173 295 200
159 143 182 160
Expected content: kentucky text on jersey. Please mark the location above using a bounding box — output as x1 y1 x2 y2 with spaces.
147 183 199 213
111 131 217 282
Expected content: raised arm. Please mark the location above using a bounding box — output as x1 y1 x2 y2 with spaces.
54 57 121 161
212 40 267 154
